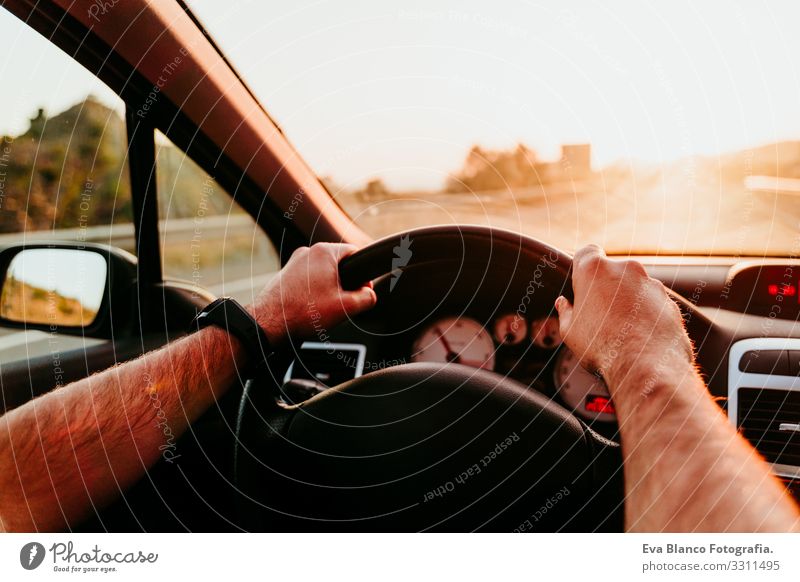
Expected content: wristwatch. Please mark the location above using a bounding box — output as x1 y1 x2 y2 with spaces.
189 297 273 370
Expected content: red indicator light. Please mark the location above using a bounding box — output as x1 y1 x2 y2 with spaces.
767 284 797 297
585 395 615 415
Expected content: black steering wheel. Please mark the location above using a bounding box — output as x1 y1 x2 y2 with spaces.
234 226 634 531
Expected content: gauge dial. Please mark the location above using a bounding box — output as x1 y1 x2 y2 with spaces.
493 314 527 346
531 317 562 349
411 316 495 370
554 348 616 422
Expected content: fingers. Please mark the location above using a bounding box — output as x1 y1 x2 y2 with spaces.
343 285 377 314
323 242 375 314
306 242 358 261
559 244 606 339
327 242 359 262
567 243 605 304
573 243 606 267
291 242 359 264
554 295 574 336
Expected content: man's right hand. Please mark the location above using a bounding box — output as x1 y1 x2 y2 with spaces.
553 244 694 395
553 246 800 533
249 243 377 346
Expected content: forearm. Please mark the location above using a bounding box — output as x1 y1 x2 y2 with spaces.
611 360 800 532
0 326 245 532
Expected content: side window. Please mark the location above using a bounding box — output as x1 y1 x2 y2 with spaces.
0 10 131 362
155 132 280 303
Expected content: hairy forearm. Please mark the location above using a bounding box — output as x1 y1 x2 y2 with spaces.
0 326 245 532
611 359 800 532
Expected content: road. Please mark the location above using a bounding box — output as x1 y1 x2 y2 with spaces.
3 169 799 365
342 170 800 256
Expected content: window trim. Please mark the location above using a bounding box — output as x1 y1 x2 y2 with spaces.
125 110 162 289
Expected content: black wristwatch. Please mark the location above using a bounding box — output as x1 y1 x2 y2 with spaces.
190 297 273 370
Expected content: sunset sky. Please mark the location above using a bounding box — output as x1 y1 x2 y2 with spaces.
1 1 799 191
188 0 800 190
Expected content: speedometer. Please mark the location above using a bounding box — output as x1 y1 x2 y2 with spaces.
554 348 616 422
531 316 562 349
493 314 527 346
411 316 495 370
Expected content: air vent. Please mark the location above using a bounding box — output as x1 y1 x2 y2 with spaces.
737 388 800 467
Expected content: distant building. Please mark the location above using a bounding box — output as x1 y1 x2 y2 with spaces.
533 144 592 183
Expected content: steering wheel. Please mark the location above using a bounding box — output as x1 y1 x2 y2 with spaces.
234 226 639 531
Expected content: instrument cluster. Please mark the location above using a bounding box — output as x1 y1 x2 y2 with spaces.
410 313 615 423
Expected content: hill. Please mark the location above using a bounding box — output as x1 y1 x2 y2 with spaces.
0 96 229 234
717 140 800 181
0 276 97 326
0 97 131 233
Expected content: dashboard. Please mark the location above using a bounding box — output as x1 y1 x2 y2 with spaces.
283 256 800 459
284 308 618 434
407 313 615 424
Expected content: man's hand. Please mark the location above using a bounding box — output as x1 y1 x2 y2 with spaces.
553 244 693 393
553 244 800 532
250 243 377 345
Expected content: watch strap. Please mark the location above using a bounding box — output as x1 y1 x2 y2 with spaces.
190 297 273 370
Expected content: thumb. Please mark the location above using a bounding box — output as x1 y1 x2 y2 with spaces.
343 286 377 314
554 295 574 335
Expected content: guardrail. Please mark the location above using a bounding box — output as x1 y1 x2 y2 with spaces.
745 175 800 195
0 213 265 253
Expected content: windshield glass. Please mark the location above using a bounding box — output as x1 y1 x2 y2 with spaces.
188 0 800 256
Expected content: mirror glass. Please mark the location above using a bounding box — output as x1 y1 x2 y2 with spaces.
0 249 108 327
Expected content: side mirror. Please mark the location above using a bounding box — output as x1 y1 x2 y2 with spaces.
0 243 137 338
1 248 107 327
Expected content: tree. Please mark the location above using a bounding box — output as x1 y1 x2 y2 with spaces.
356 178 390 201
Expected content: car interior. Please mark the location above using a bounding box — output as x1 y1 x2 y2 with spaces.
0 0 799 532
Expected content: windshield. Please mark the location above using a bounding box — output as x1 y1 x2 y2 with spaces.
188 0 800 256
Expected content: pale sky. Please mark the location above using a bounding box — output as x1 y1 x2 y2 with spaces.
187 0 800 190
0 9 122 135
1 1 799 191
